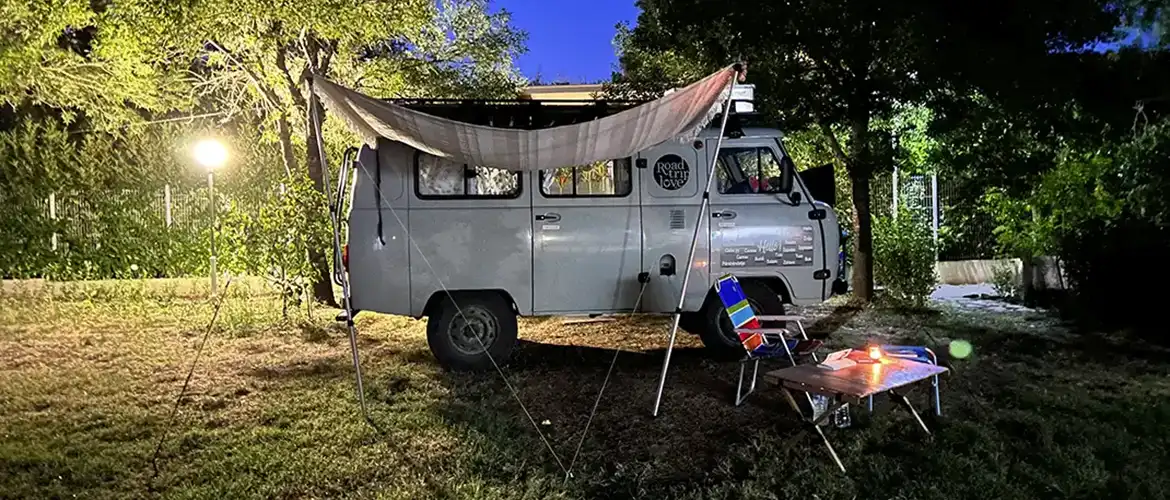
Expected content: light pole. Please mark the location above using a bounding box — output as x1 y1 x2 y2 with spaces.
193 138 228 296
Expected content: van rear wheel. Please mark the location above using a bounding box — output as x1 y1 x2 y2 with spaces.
426 292 517 371
698 281 787 361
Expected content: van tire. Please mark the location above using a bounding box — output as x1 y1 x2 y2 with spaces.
426 292 517 371
698 280 786 361
679 311 705 336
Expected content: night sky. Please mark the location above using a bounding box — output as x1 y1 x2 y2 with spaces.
493 0 640 84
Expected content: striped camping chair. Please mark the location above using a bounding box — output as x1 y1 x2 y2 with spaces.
714 274 822 405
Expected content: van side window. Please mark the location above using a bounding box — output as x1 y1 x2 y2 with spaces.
539 158 633 197
715 147 793 195
415 153 521 198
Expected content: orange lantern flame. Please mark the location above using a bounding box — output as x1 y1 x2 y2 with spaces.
868 346 882 360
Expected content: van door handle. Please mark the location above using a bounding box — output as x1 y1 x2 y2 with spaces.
712 210 737 220
535 213 561 223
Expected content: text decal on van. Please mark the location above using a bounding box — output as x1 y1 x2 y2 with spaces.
653 154 690 190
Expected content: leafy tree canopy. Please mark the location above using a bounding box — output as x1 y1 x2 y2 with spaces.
614 0 1130 301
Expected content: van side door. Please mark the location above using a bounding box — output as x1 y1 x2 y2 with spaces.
530 159 642 314
706 139 828 304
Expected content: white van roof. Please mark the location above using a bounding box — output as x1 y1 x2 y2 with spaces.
697 126 785 140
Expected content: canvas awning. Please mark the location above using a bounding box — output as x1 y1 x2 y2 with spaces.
309 64 740 171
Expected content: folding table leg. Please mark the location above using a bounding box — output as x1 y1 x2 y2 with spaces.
890 390 931 436
932 374 942 416
780 388 848 473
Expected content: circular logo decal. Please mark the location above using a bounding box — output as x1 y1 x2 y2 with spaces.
653 154 690 190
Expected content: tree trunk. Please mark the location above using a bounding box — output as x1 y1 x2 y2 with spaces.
847 110 875 303
849 167 874 302
305 87 338 307
1020 255 1036 306
275 112 295 179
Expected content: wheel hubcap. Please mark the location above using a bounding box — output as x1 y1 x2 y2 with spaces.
448 306 499 355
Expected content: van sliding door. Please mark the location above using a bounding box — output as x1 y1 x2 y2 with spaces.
530 159 642 314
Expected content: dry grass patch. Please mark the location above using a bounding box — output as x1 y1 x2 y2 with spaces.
2 281 1169 499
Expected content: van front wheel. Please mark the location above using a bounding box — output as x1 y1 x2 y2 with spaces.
698 281 786 361
426 293 517 371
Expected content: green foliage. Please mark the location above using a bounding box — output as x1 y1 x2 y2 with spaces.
1048 118 1170 335
981 145 1124 261
615 0 1125 300
0 0 527 305
0 115 326 305
600 22 712 100
0 1 197 126
990 263 1021 299
970 113 1170 334
219 175 331 308
873 206 938 307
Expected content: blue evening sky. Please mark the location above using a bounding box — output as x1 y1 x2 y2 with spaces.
490 1 1158 83
493 0 640 84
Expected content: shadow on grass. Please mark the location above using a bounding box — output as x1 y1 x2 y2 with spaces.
417 337 811 497
804 302 865 339
268 309 1170 499
245 358 354 382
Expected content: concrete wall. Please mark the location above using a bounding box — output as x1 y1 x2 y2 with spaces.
935 256 1067 289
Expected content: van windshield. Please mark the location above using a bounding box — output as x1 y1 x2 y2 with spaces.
715 147 791 195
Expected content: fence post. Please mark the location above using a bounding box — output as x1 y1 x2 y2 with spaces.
49 192 58 251
165 184 172 227
931 173 940 257
892 166 899 217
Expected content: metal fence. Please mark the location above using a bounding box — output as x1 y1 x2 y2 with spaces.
1 184 276 279
42 186 219 250
870 169 999 261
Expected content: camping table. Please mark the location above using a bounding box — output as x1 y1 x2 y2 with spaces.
763 357 948 473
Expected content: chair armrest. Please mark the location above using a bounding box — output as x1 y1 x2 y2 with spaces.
735 328 791 335
756 315 806 322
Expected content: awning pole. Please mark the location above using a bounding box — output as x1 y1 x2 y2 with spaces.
652 64 743 417
309 75 372 425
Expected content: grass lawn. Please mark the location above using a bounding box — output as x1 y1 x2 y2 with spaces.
2 280 1169 499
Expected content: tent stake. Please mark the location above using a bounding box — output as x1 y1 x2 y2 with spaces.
652 64 742 417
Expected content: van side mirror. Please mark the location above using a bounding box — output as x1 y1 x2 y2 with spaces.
787 191 802 205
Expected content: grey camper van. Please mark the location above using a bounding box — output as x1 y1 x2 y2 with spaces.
337 96 845 371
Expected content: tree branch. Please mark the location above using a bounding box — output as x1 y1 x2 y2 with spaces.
819 120 850 166
207 40 283 113
275 45 308 111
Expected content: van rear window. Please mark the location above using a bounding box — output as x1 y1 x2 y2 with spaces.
539 158 633 197
415 153 521 199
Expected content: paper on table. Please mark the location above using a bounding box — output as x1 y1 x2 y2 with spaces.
818 359 857 371
817 348 857 370
823 348 853 362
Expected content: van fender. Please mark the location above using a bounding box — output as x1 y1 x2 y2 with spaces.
696 273 794 312
420 289 522 319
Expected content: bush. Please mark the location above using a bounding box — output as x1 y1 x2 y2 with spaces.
873 206 938 307
980 118 1170 338
990 262 1020 299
